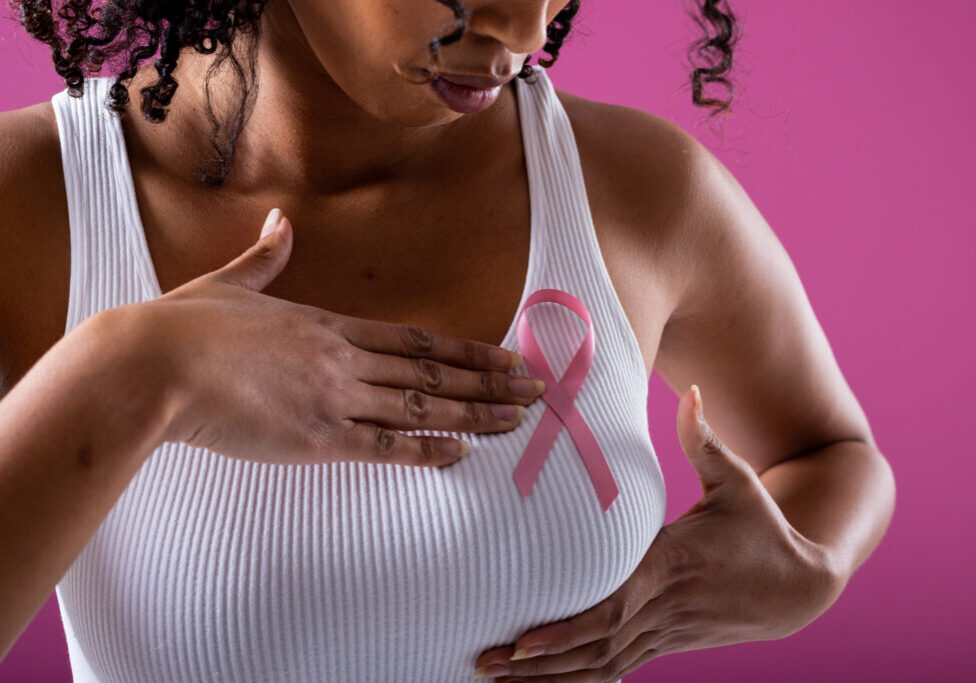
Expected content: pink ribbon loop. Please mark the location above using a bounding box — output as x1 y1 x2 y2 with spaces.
512 288 620 511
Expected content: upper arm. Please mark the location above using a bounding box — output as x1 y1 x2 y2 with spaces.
650 129 876 476
0 102 69 397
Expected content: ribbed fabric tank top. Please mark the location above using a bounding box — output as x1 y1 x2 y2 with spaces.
50 66 667 683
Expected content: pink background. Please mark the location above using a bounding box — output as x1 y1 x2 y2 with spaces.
1 0 972 681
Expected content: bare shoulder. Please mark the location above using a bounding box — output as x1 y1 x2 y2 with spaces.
554 89 877 469
551 87 713 373
0 100 63 198
0 100 71 395
553 87 712 307
553 87 701 180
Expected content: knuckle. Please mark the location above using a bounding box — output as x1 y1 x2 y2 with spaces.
463 399 487 427
591 637 615 667
700 430 725 458
249 241 276 261
462 340 479 369
402 389 431 425
668 539 696 575
400 324 434 355
605 598 627 634
310 307 342 331
372 425 399 459
329 418 364 452
326 339 357 366
601 654 624 677
304 416 341 454
656 526 697 576
418 436 438 464
308 395 342 433
311 328 348 359
413 358 444 392
478 370 494 399
313 355 350 394
619 649 658 679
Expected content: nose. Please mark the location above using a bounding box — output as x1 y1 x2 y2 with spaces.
464 0 554 57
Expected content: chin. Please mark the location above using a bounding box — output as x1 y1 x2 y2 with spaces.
374 98 464 128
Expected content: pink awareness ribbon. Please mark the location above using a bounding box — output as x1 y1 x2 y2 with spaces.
512 288 620 511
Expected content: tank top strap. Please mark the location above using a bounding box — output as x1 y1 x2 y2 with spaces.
514 65 593 245
513 66 650 386
51 76 159 337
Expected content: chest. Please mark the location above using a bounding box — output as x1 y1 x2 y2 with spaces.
8 114 673 390
58 358 667 681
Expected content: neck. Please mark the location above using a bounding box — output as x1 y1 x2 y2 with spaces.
122 0 515 199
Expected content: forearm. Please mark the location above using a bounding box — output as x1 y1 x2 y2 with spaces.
757 439 896 584
0 307 177 660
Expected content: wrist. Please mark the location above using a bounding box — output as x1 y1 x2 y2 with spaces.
80 304 184 456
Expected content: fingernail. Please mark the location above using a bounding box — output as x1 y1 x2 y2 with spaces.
691 384 703 421
511 645 546 660
442 439 470 459
491 404 524 421
473 664 509 678
490 348 521 371
260 208 283 238
508 377 545 397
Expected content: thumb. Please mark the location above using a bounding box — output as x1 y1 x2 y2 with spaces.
209 207 293 292
676 384 750 498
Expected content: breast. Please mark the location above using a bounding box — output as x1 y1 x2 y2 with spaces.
57 295 666 683
56 378 665 682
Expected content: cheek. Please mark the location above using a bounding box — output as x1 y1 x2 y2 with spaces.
289 0 382 76
287 0 460 124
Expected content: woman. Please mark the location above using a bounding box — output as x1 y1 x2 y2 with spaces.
0 0 895 681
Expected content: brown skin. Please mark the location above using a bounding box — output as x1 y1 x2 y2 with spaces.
0 0 894 678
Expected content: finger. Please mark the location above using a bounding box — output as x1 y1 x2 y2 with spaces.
506 585 643 661
344 382 528 434
617 627 697 678
676 385 754 494
337 317 523 372
481 596 674 679
494 630 679 683
485 619 644 679
352 349 545 405
333 419 470 467
599 630 664 682
487 536 687 671
499 630 662 683
207 209 293 292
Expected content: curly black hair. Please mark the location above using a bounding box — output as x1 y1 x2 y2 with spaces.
10 0 740 187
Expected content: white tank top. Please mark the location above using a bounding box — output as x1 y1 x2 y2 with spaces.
51 66 667 683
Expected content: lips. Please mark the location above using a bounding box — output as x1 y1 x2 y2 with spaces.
430 76 503 114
